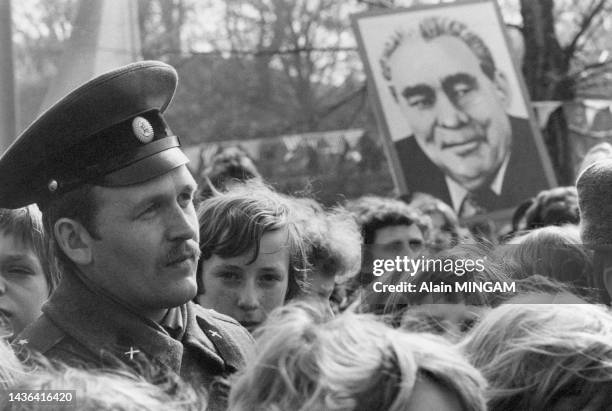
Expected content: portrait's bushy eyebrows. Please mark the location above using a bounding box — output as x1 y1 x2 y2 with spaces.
402 84 435 102
400 72 479 107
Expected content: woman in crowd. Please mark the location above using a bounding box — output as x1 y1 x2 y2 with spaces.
461 302 612 410
228 302 487 411
195 182 309 332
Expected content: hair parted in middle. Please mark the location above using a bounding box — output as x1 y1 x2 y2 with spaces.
228 301 487 411
196 181 309 301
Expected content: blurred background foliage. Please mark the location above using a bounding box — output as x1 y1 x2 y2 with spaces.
11 0 612 203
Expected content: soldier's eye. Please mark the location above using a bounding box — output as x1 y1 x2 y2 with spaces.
178 191 193 208
5 265 33 276
139 202 160 218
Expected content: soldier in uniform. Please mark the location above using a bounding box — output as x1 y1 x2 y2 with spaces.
0 61 254 410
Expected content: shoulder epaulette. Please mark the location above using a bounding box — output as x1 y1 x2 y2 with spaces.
15 315 65 354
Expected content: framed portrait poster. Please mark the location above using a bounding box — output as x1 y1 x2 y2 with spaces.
351 0 556 220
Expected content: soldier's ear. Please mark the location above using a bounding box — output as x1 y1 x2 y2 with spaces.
492 70 511 109
54 218 94 266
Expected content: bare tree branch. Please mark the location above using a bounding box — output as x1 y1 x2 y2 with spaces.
186 46 358 57
564 0 607 59
275 84 366 135
568 58 612 80
357 0 394 8
319 84 366 117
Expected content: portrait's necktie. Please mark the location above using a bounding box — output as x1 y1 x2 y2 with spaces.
459 188 499 218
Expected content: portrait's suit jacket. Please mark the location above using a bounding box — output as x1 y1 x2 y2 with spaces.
394 116 551 213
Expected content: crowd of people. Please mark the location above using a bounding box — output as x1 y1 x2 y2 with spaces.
2 61 612 411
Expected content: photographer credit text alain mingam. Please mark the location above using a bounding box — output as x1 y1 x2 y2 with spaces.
370 256 515 294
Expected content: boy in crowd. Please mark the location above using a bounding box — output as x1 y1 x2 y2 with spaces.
0 205 58 340
346 196 431 287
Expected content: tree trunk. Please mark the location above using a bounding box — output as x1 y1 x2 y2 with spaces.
520 0 572 101
521 0 574 186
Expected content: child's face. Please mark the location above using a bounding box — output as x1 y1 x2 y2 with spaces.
0 231 49 339
197 230 290 332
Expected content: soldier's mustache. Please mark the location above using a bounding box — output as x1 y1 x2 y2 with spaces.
165 241 201 265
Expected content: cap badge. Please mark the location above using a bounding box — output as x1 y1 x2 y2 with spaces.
47 179 58 192
132 116 154 143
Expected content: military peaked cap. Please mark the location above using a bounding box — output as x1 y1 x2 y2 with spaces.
0 60 188 209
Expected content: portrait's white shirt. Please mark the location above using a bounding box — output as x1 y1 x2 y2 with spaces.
446 153 510 213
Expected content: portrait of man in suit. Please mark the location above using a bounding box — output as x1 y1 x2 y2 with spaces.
379 15 551 217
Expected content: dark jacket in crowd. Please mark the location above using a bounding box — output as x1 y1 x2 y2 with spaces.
17 272 254 410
